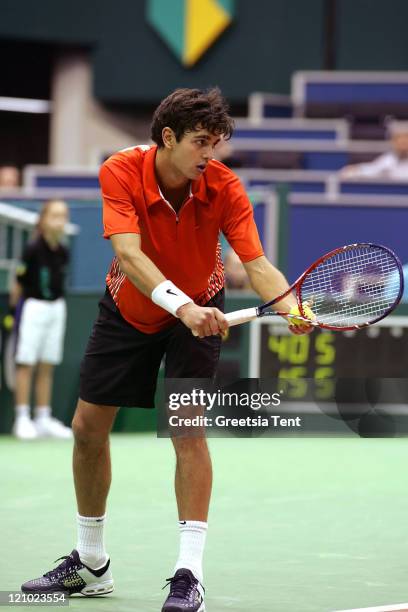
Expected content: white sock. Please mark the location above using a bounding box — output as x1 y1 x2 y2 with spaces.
76 513 108 569
15 404 30 418
174 520 208 584
34 406 51 419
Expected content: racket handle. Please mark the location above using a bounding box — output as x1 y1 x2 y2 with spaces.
225 307 258 327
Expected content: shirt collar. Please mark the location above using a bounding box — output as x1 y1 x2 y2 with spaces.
142 145 209 207
191 176 209 204
142 146 162 206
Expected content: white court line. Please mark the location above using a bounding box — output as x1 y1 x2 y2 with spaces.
334 604 408 612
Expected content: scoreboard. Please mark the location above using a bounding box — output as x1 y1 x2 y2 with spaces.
247 316 408 435
249 316 408 383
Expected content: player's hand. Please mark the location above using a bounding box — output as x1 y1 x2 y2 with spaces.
288 322 314 335
287 302 315 336
177 303 228 338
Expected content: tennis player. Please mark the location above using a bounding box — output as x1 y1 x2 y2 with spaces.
21 88 312 610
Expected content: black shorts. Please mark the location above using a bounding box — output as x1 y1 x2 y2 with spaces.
79 288 224 408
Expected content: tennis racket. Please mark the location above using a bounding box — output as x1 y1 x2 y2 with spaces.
225 243 404 331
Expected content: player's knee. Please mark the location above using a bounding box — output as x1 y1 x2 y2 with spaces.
72 414 109 448
72 400 116 447
173 436 209 458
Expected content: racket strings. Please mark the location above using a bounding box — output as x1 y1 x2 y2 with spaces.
300 246 401 327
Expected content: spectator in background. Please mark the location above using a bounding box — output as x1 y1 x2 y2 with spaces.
0 165 20 188
9 199 72 440
340 122 408 179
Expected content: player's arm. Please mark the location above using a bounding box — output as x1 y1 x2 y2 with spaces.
243 255 313 335
110 233 227 337
111 233 165 294
243 255 296 310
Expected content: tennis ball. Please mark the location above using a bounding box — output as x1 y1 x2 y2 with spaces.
289 304 314 326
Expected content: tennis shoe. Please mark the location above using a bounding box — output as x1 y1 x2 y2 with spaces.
21 549 113 596
162 568 205 611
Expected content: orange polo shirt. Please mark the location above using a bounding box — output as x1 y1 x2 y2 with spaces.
100 144 264 333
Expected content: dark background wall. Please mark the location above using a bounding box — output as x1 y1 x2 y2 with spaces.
0 0 408 104
0 0 324 102
336 0 408 71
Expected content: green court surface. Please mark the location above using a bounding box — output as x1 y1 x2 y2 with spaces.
1 434 408 612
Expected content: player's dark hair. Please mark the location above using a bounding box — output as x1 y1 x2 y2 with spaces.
151 87 234 147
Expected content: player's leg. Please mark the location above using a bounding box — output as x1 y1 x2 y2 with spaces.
72 399 118 519
21 294 119 596
21 288 164 596
72 398 118 570
162 289 224 612
69 290 164 586
21 400 118 596
172 435 212 522
165 436 211 611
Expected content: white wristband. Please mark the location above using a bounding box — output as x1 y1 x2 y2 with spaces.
151 280 193 317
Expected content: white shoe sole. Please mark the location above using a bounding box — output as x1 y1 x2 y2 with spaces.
80 580 114 596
